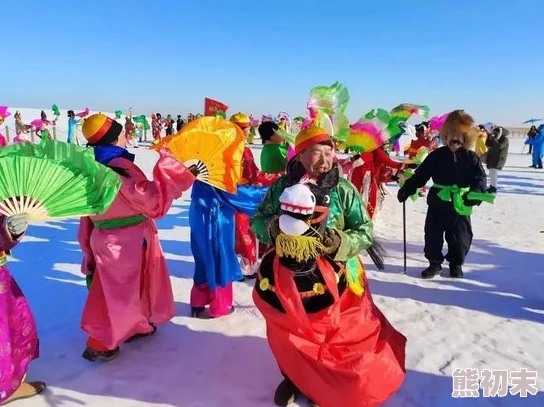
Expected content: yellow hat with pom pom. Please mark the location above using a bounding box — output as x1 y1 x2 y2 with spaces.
295 126 331 155
82 113 123 146
230 112 251 129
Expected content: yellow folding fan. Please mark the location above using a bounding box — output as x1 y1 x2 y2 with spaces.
151 116 245 194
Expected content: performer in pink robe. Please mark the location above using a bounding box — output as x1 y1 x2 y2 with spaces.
0 215 45 404
78 113 196 362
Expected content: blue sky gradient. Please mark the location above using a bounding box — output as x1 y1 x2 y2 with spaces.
2 0 542 125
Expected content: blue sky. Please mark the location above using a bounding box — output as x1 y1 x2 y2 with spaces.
2 0 542 125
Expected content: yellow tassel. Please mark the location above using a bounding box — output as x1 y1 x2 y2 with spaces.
275 233 325 262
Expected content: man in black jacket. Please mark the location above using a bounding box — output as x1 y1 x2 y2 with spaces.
397 110 487 279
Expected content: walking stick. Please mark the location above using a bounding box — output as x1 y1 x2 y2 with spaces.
403 200 407 275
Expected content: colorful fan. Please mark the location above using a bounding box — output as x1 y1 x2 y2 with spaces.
133 115 150 130
388 103 430 140
359 108 391 123
276 128 296 146
429 113 448 131
0 106 11 121
151 116 245 194
307 82 351 143
346 113 393 154
307 82 350 116
0 139 121 222
390 103 430 121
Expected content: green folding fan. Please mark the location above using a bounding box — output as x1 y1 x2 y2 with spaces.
0 139 121 222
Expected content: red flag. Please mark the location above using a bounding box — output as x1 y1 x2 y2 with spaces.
204 98 229 116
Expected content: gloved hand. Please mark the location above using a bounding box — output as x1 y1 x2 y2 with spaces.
4 214 28 237
268 216 282 241
397 188 410 203
322 227 341 256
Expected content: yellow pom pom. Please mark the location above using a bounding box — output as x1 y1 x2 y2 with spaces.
313 283 326 295
259 278 270 291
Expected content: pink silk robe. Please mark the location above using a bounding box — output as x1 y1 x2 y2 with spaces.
78 154 194 350
0 218 39 404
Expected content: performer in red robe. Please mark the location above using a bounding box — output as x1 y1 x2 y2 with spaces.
251 127 406 407
351 147 406 219
230 113 281 278
405 122 439 159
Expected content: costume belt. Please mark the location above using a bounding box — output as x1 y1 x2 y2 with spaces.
432 183 495 216
92 214 147 229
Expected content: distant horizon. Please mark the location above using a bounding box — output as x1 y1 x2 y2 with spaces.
2 0 542 128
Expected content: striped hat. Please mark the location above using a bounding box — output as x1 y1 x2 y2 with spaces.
230 112 251 129
82 113 123 146
295 126 331 155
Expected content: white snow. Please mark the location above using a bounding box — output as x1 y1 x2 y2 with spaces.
6 132 544 406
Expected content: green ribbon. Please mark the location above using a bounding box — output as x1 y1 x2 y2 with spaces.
433 183 496 216
92 214 147 229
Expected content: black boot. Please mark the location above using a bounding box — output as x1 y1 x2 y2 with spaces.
421 263 442 279
449 264 464 278
274 378 298 406
191 306 205 318
487 186 497 194
82 347 120 362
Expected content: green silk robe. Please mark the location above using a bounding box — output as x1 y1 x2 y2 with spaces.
260 143 288 174
250 176 373 262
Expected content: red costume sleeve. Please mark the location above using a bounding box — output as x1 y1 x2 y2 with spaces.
242 147 281 186
116 153 195 218
374 148 403 170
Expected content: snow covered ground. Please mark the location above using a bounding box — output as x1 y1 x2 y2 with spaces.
8 137 544 407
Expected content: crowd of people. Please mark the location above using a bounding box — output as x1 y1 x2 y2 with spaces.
0 107 517 407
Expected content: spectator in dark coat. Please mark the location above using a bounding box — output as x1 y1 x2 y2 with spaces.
485 126 509 193
176 115 185 132
526 125 538 155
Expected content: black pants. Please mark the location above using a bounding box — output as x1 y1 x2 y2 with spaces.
424 203 473 266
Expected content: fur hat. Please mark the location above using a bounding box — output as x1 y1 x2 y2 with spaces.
464 129 479 152
438 110 475 145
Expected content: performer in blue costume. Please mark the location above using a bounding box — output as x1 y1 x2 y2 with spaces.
525 124 544 169
67 110 80 144
189 181 268 318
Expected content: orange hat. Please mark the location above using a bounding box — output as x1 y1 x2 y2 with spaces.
82 113 123 145
294 126 331 155
230 112 251 129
